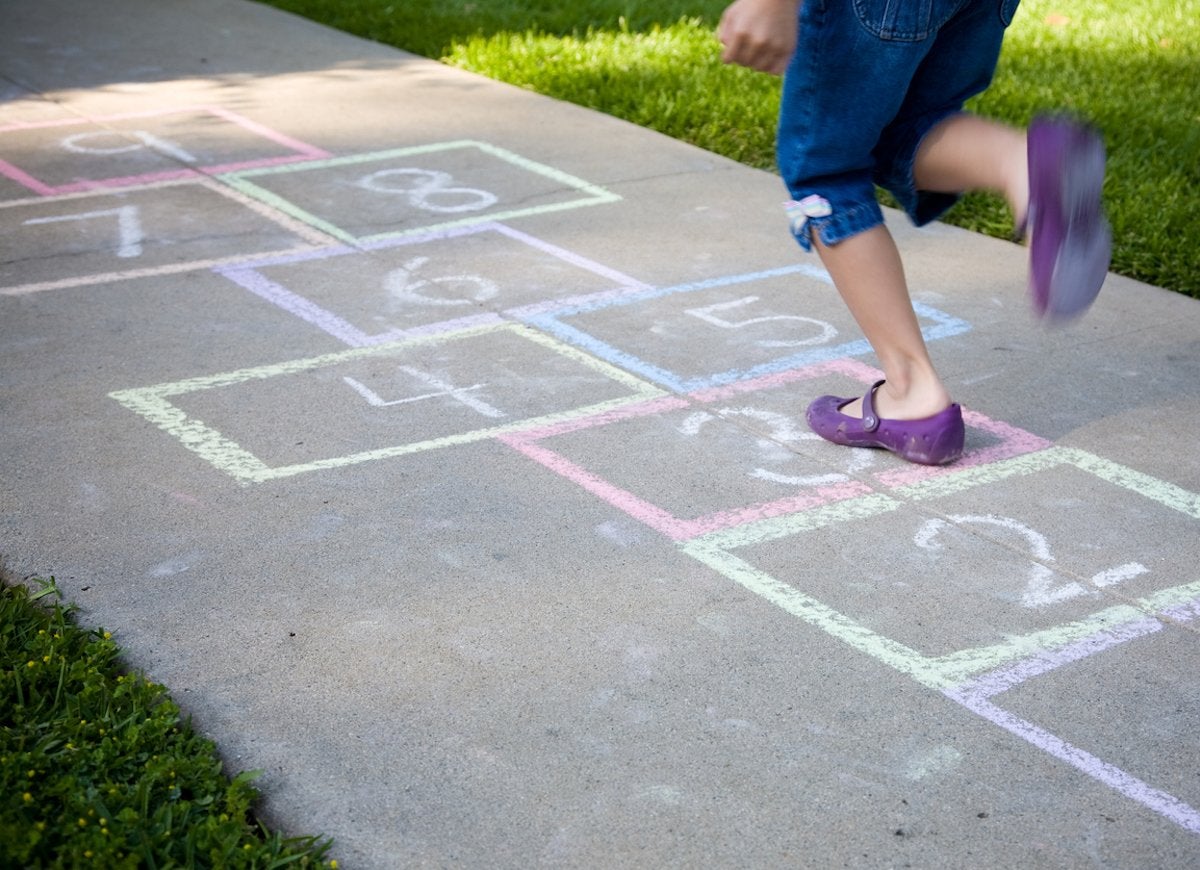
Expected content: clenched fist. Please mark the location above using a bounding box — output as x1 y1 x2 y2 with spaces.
718 0 801 75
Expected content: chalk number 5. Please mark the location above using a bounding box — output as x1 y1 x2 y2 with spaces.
685 296 837 348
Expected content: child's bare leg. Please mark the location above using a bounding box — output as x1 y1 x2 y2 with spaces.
813 226 951 421
811 114 1028 422
914 113 1028 224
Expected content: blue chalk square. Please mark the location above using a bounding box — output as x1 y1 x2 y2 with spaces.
522 263 970 393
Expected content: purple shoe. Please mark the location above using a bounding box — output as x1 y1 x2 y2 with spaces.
805 380 964 466
1026 116 1112 321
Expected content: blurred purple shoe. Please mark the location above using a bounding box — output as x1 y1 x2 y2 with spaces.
1025 116 1112 321
805 380 964 466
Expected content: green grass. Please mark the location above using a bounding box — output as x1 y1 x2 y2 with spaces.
1 574 334 868
262 0 1200 297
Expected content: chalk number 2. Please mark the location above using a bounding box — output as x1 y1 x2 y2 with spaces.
915 514 1148 608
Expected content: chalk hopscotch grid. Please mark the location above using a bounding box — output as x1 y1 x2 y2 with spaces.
0 106 331 195
501 357 1051 541
52 116 1190 833
680 446 1200 834
0 177 337 296
519 263 972 393
215 221 653 347
219 140 622 245
108 321 666 483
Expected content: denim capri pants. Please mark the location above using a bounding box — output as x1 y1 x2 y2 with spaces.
778 0 1022 251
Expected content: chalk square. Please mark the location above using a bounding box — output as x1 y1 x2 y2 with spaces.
109 323 664 483
502 393 873 542
689 358 1053 487
684 447 1200 687
522 265 970 392
216 223 646 347
0 106 329 197
908 463 1200 607
692 488 1147 662
0 179 329 296
219 141 621 244
502 359 1050 542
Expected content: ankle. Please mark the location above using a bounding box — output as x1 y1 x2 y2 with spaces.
875 377 952 420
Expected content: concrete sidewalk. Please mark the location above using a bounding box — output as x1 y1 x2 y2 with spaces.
3 0 1200 865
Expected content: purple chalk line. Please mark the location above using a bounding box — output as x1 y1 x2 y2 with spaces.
948 689 1200 834
959 616 1165 701
946 598 1200 835
217 222 651 347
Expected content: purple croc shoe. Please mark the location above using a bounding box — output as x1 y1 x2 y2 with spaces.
1026 116 1112 322
806 380 964 466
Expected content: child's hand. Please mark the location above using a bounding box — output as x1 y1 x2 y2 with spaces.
718 0 801 75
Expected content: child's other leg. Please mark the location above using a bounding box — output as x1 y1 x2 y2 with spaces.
916 112 1110 321
812 226 951 421
913 113 1029 227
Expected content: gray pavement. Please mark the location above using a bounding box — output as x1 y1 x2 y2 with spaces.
3 0 1200 866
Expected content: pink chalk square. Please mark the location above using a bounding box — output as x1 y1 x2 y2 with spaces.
0 106 329 197
501 398 872 542
501 358 1051 542
691 357 1053 487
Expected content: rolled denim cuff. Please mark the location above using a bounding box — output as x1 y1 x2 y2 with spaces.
785 196 885 251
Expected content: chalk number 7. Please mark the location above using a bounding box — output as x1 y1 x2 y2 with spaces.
24 205 145 259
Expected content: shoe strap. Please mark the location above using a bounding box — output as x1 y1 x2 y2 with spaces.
861 380 885 433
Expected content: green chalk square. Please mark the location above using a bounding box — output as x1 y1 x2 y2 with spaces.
109 322 663 484
683 448 1200 689
219 140 621 244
